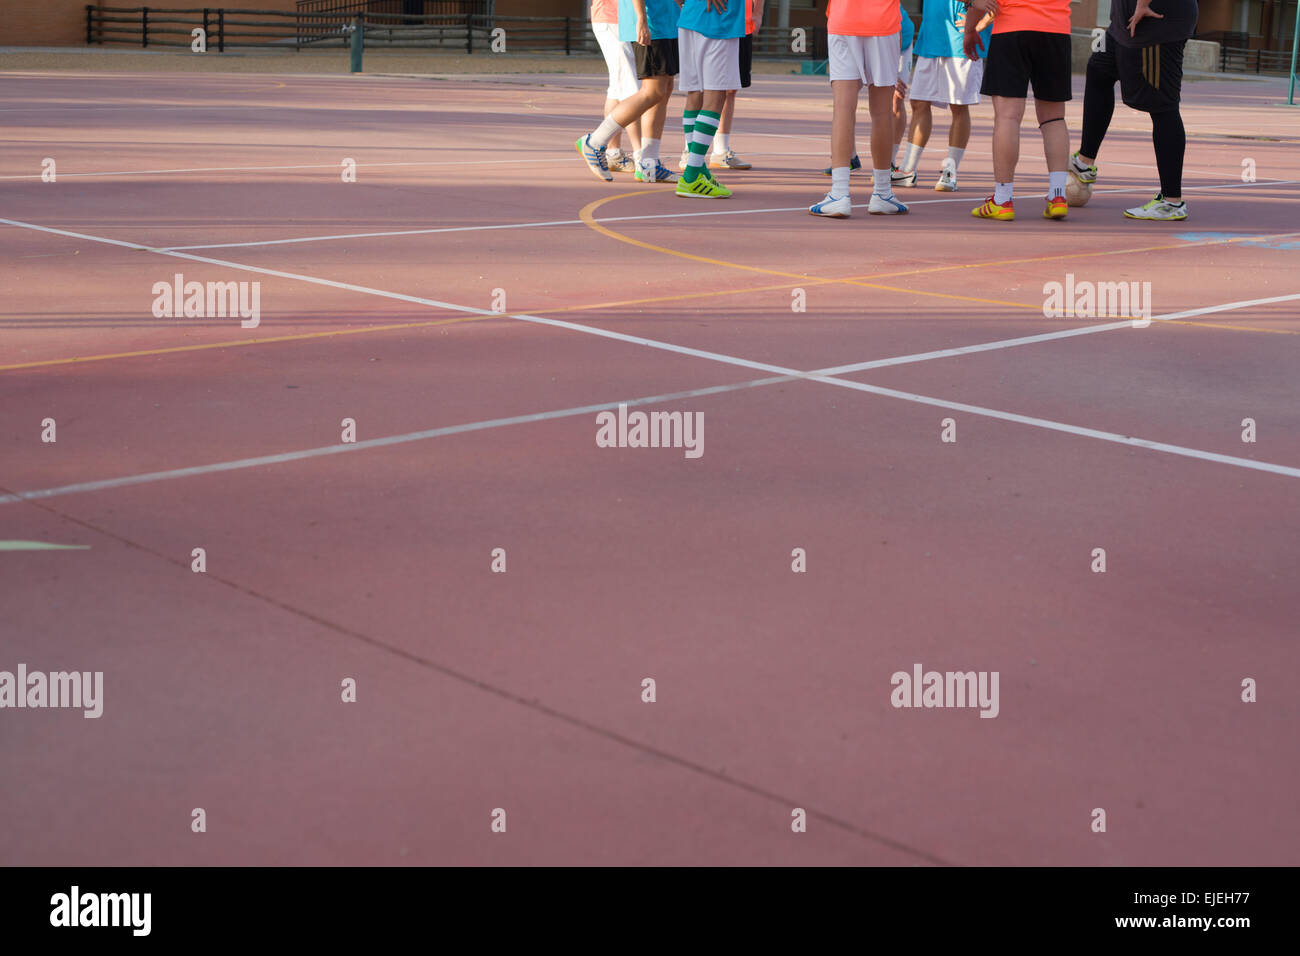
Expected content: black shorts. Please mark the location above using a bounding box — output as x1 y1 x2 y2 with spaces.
981 30 1072 101
739 33 753 88
635 37 679 79
1089 39 1186 113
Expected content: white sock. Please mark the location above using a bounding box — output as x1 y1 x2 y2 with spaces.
946 146 965 171
902 142 922 174
1048 171 1067 200
633 148 642 165
713 132 730 155
641 137 660 164
830 167 851 199
588 116 622 150
872 168 892 196
994 181 1013 204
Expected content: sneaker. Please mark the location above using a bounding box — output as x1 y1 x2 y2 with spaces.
575 135 612 182
822 154 862 176
892 165 918 188
676 172 732 199
934 161 957 192
1068 151 1098 185
607 149 636 173
972 197 1014 221
635 159 679 183
1124 193 1188 220
1043 195 1069 220
679 149 691 171
710 149 752 170
868 192 909 215
809 193 851 218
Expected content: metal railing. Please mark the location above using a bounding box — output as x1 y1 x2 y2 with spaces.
1220 45 1293 74
85 7 830 57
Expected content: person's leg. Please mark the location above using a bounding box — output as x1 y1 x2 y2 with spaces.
1150 108 1185 203
900 99 930 177
831 79 860 173
1035 98 1069 209
603 96 624 152
636 76 675 179
949 103 970 149
991 95 1025 186
683 87 726 182
1077 50 1117 166
715 89 737 154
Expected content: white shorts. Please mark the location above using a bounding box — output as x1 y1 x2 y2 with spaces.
899 44 913 88
677 29 741 92
593 21 639 100
828 33 901 88
909 55 984 106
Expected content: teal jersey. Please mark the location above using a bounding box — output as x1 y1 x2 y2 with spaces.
677 0 746 39
618 0 681 42
915 0 990 59
900 4 915 50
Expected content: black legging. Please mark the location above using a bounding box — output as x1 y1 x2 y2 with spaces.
1080 54 1186 200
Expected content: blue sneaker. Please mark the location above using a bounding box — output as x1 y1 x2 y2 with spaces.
868 192 908 215
635 159 679 183
822 154 862 176
576 135 612 182
810 193 851 218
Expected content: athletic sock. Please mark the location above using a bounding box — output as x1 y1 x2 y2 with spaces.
946 146 965 171
588 116 622 150
872 168 893 196
1048 171 1067 201
683 108 720 182
830 167 851 200
682 109 699 154
641 137 661 165
994 181 1013 205
713 132 731 156
901 142 922 174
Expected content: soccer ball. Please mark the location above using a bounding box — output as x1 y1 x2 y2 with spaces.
1065 171 1093 207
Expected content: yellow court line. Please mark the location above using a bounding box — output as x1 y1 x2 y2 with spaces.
1163 319 1300 335
577 193 1300 332
0 314 489 372
578 192 1045 314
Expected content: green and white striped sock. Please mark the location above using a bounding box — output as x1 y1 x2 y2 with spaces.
682 108 698 155
684 109 720 182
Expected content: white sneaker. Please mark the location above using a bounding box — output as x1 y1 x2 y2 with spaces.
892 167 918 187
935 161 957 192
868 192 909 215
809 193 851 218
1123 194 1188 220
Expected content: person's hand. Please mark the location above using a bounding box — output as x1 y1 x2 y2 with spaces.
962 29 985 60
1128 0 1164 36
706 0 728 12
751 0 764 31
968 0 997 14
955 12 966 29
637 16 651 46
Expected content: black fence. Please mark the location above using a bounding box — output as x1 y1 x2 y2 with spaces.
85 6 830 57
1220 45 1294 73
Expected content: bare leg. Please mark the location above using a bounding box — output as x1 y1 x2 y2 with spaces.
991 95 1026 183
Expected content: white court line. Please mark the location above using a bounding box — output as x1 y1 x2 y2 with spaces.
0 157 578 181
152 179 1300 251
2 215 1299 504
0 376 794 505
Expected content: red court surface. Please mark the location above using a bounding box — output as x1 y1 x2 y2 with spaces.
2 68 1298 866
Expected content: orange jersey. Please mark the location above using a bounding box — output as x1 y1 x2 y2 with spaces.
590 0 618 25
991 0 1072 35
746 0 755 34
826 0 902 37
